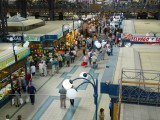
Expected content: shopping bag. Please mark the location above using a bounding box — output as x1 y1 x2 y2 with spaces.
19 98 24 104
26 96 30 103
12 98 15 105
81 62 85 66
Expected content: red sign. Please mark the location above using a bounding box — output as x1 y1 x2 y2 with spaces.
130 37 160 43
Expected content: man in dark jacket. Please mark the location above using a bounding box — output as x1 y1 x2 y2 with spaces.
27 84 36 105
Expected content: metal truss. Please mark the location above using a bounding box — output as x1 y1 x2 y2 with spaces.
5 1 160 15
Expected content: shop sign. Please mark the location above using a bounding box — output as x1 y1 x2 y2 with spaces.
17 48 30 61
0 56 15 71
130 37 160 43
24 35 41 41
45 35 57 40
57 32 63 39
7 35 22 41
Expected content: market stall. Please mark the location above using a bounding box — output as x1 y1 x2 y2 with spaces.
0 48 30 108
24 35 43 64
54 38 66 54
40 34 61 61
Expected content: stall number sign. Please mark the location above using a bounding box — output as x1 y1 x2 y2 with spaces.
17 49 30 61
0 56 15 70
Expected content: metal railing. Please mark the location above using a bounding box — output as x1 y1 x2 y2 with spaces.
117 69 160 120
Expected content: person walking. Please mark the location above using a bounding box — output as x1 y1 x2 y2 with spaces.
17 115 22 120
53 57 59 73
14 86 21 107
25 73 32 86
38 61 44 76
91 53 98 68
65 52 71 67
57 54 63 68
21 77 27 92
27 84 36 105
82 47 86 56
59 85 67 108
101 46 106 60
82 54 88 67
47 61 53 75
109 101 113 120
30 64 36 77
99 108 105 120
69 86 74 106
70 50 75 63
5 114 10 120
88 50 92 66
42 61 47 76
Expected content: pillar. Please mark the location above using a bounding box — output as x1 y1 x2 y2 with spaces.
0 0 8 41
48 0 55 21
20 0 27 18
59 12 63 20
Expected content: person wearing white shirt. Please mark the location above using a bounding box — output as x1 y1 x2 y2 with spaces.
42 61 47 76
38 62 43 76
31 65 36 76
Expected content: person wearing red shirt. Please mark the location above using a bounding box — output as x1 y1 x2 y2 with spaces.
25 73 32 86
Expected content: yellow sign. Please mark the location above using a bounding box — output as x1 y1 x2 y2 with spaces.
0 56 15 70
17 49 30 61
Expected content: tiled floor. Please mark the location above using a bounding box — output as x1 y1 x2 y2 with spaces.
0 46 111 120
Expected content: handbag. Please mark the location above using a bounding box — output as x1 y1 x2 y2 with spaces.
81 62 85 66
26 96 30 103
19 98 23 104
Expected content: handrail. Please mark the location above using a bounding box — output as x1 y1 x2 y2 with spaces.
122 80 160 86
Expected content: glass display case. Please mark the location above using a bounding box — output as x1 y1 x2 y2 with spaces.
0 77 11 100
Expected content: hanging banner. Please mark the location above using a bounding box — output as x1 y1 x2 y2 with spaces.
130 37 160 43
0 56 15 71
17 48 30 61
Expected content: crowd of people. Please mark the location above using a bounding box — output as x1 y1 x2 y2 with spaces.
7 14 123 119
